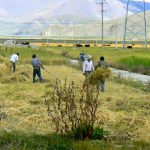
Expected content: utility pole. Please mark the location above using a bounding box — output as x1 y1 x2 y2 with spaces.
123 0 129 49
115 19 118 49
96 0 107 48
25 31 27 40
95 23 98 45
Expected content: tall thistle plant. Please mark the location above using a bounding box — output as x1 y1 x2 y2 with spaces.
45 79 100 140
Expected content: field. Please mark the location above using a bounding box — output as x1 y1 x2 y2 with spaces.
0 46 150 150
39 45 150 75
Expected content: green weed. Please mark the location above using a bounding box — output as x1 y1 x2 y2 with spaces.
118 56 150 75
1 131 150 150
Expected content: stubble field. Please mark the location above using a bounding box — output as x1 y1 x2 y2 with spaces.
0 46 150 150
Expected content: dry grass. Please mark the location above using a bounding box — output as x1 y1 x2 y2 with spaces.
0 57 150 143
97 81 150 142
0 64 84 134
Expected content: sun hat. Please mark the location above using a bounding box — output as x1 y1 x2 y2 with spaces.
87 55 92 59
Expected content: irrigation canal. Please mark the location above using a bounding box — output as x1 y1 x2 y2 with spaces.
69 59 150 84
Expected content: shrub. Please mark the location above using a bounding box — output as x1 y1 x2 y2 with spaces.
92 127 104 140
45 79 100 140
72 123 93 140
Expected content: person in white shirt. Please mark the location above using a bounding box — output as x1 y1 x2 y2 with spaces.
10 53 19 72
83 55 94 78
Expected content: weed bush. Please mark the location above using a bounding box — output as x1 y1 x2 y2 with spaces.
45 79 100 140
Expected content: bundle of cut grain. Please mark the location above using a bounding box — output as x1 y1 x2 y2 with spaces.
88 67 111 85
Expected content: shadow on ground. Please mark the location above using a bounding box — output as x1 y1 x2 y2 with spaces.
0 130 72 150
0 130 150 150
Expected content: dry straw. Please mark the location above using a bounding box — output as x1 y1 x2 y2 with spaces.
88 67 112 85
0 56 31 83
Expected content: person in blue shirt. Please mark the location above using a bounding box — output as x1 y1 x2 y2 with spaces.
31 54 44 83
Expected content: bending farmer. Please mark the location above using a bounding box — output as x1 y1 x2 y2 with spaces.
10 53 19 72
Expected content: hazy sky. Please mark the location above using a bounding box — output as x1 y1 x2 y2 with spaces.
0 0 150 19
0 0 51 18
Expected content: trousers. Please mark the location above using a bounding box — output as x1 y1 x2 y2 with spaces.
11 61 16 72
33 68 42 82
85 71 92 78
97 80 105 93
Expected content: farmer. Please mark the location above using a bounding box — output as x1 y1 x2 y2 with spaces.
10 53 19 72
96 56 108 93
79 51 87 62
83 55 94 78
31 54 44 83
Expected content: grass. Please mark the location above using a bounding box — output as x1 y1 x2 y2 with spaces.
43 46 150 75
118 56 150 74
0 46 68 65
113 76 150 92
0 131 150 150
1 45 150 75
0 131 72 150
0 46 150 149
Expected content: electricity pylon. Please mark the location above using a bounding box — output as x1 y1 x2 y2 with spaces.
123 0 147 49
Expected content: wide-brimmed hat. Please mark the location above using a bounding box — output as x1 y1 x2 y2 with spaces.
87 55 92 59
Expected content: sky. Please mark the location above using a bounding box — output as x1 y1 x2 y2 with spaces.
0 0 51 19
0 0 150 19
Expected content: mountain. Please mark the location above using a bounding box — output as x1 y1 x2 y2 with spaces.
13 0 131 36
0 0 150 36
0 21 20 36
42 10 150 41
19 0 128 23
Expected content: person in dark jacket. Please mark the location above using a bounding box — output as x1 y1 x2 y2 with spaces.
31 54 44 83
96 56 108 93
